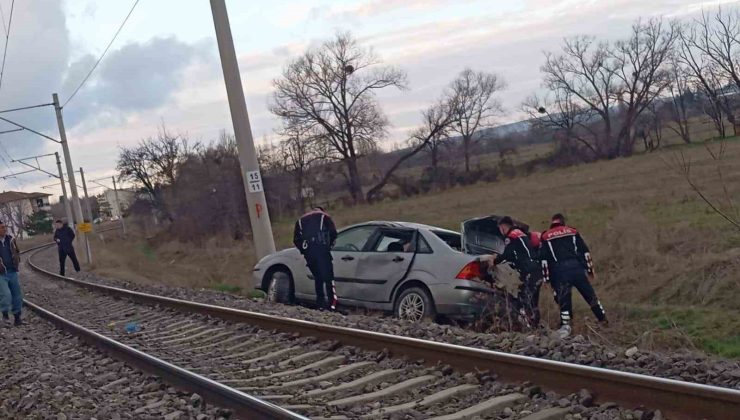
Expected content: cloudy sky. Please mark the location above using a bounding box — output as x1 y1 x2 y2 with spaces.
0 0 735 200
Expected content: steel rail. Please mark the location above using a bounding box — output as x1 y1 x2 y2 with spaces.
20 245 307 420
27 245 740 420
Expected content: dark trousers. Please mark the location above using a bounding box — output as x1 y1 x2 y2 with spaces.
519 273 542 327
58 248 80 276
551 264 605 326
305 250 337 310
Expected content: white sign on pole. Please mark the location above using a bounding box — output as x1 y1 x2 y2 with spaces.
246 170 263 193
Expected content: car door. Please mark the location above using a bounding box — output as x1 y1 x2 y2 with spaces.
328 225 379 302
352 228 415 303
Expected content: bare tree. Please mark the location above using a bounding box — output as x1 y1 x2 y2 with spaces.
523 91 600 158
667 56 693 144
271 33 407 203
677 16 738 134
417 130 449 176
448 69 505 172
366 97 459 201
278 121 326 212
541 36 618 158
611 19 678 156
117 125 197 220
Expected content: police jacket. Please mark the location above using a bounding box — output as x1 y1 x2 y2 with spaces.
540 222 594 274
493 229 540 275
54 224 76 253
293 210 337 254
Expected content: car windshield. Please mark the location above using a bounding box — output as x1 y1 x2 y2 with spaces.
432 230 461 251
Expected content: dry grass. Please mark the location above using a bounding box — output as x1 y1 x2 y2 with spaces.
87 138 740 357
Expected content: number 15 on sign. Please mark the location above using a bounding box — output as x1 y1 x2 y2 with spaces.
246 170 263 193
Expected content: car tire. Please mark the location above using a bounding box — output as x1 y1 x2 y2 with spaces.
394 287 436 323
266 268 293 304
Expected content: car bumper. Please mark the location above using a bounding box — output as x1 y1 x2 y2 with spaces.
429 282 496 321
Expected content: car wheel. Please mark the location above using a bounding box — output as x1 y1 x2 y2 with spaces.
394 287 436 323
267 269 293 304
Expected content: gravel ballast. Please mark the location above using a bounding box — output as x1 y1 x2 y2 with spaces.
17 254 656 419
32 246 740 390
0 312 231 419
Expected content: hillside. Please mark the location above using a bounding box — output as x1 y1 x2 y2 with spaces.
88 138 740 357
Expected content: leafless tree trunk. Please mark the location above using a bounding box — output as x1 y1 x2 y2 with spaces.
667 57 692 144
448 69 505 173
271 33 407 204
678 15 739 132
541 36 618 158
611 19 678 156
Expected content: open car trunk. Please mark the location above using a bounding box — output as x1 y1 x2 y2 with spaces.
461 215 506 255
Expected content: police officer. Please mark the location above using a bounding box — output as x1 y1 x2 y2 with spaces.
540 213 607 338
491 216 543 328
293 207 339 311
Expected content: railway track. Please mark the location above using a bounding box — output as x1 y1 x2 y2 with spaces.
22 244 740 419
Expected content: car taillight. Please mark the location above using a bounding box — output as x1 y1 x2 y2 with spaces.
456 261 483 281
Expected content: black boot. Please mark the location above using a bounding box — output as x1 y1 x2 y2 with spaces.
2 311 7 321
13 312 21 326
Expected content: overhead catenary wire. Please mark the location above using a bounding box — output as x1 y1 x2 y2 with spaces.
0 1 8 37
63 0 141 108
0 0 13 95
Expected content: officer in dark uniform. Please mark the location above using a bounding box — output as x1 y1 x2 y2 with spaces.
540 213 607 338
293 207 339 311
492 216 543 327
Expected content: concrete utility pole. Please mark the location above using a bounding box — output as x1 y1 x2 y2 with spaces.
79 167 93 264
210 0 276 259
79 168 93 222
55 152 74 227
53 93 90 264
111 176 126 235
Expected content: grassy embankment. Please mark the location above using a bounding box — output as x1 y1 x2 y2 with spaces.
85 138 740 358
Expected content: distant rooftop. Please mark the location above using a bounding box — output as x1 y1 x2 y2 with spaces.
0 191 52 205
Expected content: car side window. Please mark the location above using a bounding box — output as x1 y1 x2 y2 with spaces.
370 229 415 253
333 226 377 252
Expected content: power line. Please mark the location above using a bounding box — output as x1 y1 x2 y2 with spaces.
0 0 14 96
0 2 8 37
63 0 140 108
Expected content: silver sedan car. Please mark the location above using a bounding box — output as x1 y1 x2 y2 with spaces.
251 217 506 322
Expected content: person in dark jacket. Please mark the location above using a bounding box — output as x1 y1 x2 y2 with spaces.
293 208 338 311
0 221 23 326
492 216 543 327
54 220 80 276
540 213 607 338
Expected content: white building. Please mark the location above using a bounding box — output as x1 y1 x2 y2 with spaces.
99 189 136 219
0 191 52 237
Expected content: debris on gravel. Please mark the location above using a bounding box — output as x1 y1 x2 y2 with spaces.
30 247 740 390
0 312 229 419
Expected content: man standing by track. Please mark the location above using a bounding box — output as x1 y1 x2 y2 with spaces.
293 207 339 312
0 221 23 326
540 213 607 338
54 220 80 277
